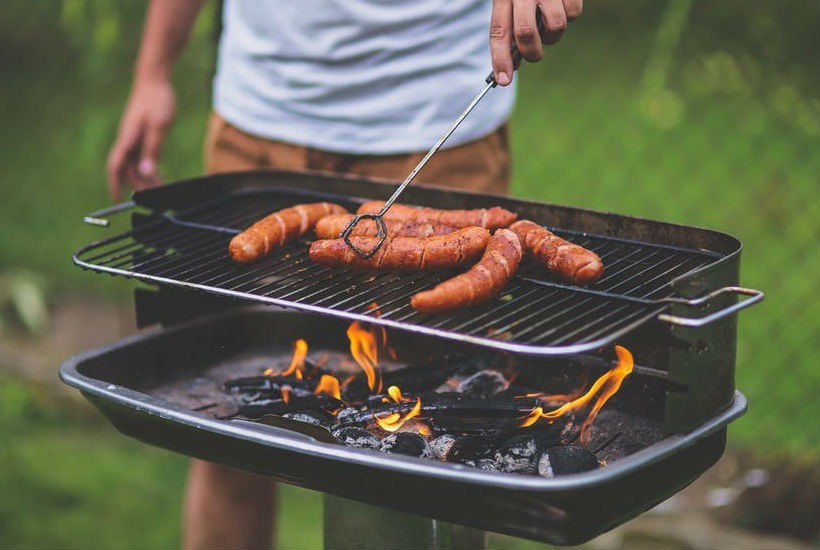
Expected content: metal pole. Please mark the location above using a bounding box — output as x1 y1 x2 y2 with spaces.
323 494 487 550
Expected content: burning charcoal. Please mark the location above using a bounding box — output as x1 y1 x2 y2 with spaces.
332 427 381 450
341 376 370 404
379 432 431 458
429 434 457 461
494 433 562 474
537 445 600 478
456 370 510 399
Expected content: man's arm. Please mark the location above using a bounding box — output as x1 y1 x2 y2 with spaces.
106 0 206 200
490 0 583 86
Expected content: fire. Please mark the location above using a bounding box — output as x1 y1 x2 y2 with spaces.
314 374 341 401
519 345 634 443
347 321 383 394
281 385 291 404
374 385 422 432
264 338 308 378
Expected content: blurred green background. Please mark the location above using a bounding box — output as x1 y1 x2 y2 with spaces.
1 0 818 548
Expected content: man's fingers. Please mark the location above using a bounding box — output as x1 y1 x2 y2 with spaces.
490 0 514 86
537 0 568 44
106 125 141 201
563 0 583 21
139 124 165 185
512 0 543 62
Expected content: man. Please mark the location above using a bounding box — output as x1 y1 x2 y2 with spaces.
107 1 581 547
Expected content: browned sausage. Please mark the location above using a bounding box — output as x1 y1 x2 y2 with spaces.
410 228 522 314
314 213 459 239
309 226 490 272
509 220 603 285
229 202 347 264
356 201 517 230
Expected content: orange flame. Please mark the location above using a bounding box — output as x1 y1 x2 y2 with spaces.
347 322 383 394
374 385 422 432
281 385 291 404
314 374 341 401
519 345 634 443
264 338 309 377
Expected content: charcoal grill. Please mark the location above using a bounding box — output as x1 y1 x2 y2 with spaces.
62 169 761 545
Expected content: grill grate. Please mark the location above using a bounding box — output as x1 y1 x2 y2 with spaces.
75 188 722 354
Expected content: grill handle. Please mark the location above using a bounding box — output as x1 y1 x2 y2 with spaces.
83 200 137 227
657 286 764 327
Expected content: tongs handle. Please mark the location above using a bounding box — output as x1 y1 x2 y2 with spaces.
340 21 542 259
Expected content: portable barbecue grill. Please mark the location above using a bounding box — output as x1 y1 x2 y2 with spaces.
61 169 761 546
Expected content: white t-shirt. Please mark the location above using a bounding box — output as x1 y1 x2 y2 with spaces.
213 0 515 155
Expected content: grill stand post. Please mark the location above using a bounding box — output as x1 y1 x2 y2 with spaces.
323 494 487 550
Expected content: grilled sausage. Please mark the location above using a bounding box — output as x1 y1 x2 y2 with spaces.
356 201 518 230
229 202 347 264
510 220 603 285
410 228 522 314
314 213 459 239
309 226 490 272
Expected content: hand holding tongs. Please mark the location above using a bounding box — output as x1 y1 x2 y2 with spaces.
339 28 538 259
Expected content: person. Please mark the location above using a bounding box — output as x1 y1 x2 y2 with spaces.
106 1 582 548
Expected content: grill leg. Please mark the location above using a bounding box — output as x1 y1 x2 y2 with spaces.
323 494 487 550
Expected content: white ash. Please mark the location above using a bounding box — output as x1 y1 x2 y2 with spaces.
332 427 380 449
494 437 539 474
283 412 322 425
538 451 555 478
335 407 362 422
429 434 457 461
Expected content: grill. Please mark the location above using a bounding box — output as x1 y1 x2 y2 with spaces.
76 170 761 355
63 170 762 546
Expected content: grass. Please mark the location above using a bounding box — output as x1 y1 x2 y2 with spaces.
0 1 818 548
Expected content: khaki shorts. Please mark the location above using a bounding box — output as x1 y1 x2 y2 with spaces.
204 112 510 195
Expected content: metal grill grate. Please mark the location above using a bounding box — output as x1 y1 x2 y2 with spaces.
75 188 723 354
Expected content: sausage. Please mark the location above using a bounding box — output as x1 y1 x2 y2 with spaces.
229 202 347 264
314 213 459 239
509 220 603 285
410 228 522 314
356 201 517 230
309 226 490 272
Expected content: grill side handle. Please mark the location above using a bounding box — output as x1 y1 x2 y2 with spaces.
83 200 138 227
656 286 764 327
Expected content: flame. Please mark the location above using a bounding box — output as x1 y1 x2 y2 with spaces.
264 338 309 377
519 346 634 443
374 385 422 432
347 322 383 393
314 374 341 401
281 385 291 404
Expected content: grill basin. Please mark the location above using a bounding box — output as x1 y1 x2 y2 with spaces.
60 307 746 545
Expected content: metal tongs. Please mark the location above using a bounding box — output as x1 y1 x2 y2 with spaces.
340 38 532 258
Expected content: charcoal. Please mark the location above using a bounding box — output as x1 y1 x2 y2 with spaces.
456 370 509 399
537 445 600 478
379 432 431 458
429 434 457 461
335 407 362 423
283 410 335 427
341 354 471 403
236 394 343 418
224 375 316 396
332 427 381 449
476 458 501 472
445 435 500 463
494 432 564 474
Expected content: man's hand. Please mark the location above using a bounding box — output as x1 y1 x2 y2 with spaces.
106 79 175 201
490 0 583 86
